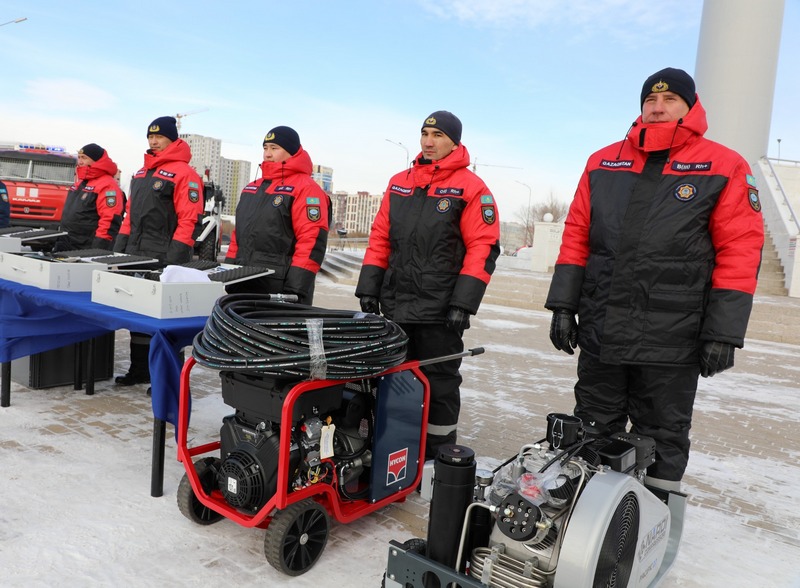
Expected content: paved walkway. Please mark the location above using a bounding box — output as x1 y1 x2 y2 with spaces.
1 274 798 587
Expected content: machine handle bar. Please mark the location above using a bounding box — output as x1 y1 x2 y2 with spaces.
416 346 485 367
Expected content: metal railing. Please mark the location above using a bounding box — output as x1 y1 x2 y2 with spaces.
764 157 800 234
328 237 369 252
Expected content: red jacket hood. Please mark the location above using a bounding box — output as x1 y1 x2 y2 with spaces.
411 143 472 187
260 146 313 181
76 150 118 181
626 96 709 153
143 138 193 169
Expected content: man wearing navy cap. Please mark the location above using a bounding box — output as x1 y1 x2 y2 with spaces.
545 68 764 494
113 116 204 387
356 110 501 460
53 143 124 252
224 125 330 304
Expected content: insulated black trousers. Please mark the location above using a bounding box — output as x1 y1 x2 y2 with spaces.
399 323 464 461
574 351 700 481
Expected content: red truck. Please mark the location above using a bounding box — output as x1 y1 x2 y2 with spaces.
0 144 77 229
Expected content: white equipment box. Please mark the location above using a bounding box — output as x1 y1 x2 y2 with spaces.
0 228 68 253
91 270 226 319
90 264 273 319
0 251 104 291
0 237 23 252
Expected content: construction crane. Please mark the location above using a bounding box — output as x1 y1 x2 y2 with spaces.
175 108 209 131
470 158 522 173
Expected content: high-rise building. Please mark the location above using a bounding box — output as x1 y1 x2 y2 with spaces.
218 157 252 216
343 191 381 236
179 133 221 182
179 133 251 216
312 165 333 193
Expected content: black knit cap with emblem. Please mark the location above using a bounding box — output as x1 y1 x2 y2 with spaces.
79 143 105 162
263 126 301 155
640 67 696 110
421 110 462 145
147 116 179 141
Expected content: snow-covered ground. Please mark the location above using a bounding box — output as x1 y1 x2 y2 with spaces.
1 276 799 587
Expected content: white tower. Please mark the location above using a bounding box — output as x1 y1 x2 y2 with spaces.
694 0 785 166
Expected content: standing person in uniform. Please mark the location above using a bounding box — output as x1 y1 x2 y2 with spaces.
545 68 764 495
356 111 501 460
113 116 204 386
53 143 124 252
0 180 10 229
224 126 330 304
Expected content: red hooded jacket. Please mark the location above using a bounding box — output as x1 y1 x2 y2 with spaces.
356 144 501 322
57 150 124 250
546 98 764 365
116 139 204 265
226 147 330 301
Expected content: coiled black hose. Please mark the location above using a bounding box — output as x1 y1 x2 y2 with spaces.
192 294 408 379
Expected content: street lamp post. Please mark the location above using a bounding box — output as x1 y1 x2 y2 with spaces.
516 181 533 246
0 17 27 27
385 139 409 169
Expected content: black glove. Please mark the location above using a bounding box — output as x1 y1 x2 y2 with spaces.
549 309 578 355
699 341 735 377
359 295 380 314
113 234 128 253
92 237 113 251
445 306 470 331
223 257 237 265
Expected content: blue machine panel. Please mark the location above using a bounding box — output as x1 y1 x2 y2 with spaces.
369 370 425 502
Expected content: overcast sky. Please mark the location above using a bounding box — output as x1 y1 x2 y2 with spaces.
1 0 797 222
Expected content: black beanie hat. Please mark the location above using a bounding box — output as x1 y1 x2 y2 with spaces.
147 116 179 141
421 110 462 145
640 67 696 110
263 126 301 155
79 143 105 162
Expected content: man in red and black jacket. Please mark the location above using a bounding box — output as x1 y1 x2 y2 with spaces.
545 68 764 493
53 143 124 252
115 116 204 265
113 116 204 387
356 111 501 460
225 126 330 304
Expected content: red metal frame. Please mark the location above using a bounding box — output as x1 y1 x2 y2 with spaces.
176 356 430 529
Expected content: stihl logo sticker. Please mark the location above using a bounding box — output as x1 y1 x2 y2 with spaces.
386 448 408 485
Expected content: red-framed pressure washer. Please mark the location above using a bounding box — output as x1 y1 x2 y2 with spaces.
175 354 431 575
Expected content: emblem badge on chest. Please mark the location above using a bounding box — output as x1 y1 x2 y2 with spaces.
673 183 697 202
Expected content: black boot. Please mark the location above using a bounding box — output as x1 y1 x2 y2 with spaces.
115 334 151 386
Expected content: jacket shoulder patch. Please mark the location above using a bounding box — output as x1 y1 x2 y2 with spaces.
748 188 761 212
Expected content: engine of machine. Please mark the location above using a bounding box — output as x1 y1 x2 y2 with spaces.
216 372 376 513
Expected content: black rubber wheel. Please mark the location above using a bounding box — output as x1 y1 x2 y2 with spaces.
196 230 218 262
381 538 427 588
264 499 330 576
177 457 224 525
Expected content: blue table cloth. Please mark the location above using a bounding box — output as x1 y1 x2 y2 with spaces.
0 277 208 427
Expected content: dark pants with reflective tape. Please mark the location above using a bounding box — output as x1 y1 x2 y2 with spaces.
400 323 464 461
574 351 700 481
